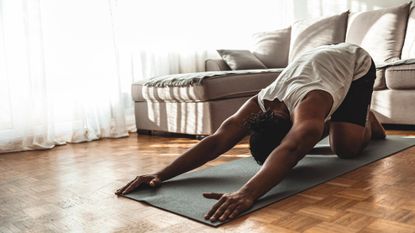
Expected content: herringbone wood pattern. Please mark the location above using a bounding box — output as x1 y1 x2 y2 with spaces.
1 131 415 233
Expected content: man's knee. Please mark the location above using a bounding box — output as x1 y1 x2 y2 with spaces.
329 122 366 159
331 143 361 159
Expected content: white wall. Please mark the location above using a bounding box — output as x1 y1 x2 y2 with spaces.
290 0 411 20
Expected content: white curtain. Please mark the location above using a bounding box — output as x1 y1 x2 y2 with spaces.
114 0 294 78
0 0 293 153
0 0 134 153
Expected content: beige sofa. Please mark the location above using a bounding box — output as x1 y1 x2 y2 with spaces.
132 3 415 135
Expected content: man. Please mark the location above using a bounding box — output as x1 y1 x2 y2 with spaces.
116 43 385 222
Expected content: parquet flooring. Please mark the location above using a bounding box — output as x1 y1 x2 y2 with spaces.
1 130 415 233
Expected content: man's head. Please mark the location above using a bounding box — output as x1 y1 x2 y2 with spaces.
245 110 292 165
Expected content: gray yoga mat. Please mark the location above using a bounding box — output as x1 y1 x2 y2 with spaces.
123 136 415 227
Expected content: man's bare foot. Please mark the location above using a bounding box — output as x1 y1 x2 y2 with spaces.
369 111 386 139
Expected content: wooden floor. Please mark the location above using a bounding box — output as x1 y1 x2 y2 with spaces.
1 131 415 233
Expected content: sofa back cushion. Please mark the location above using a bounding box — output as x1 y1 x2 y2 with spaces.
346 2 411 64
216 50 267 70
402 6 415 59
252 27 291 68
289 11 348 62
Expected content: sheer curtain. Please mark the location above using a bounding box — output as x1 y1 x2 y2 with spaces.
114 0 294 79
0 0 134 153
0 0 293 153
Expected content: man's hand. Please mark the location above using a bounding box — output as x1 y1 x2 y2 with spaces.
115 174 161 196
203 191 255 222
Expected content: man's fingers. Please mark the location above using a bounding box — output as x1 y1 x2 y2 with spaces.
122 177 143 195
229 206 243 219
204 197 226 219
116 175 162 196
209 200 231 222
116 180 134 194
120 179 138 195
219 204 237 221
203 192 223 200
115 179 136 195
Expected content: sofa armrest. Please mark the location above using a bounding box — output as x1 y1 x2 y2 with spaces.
205 59 231 71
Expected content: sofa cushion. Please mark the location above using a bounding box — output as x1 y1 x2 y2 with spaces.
346 2 411 64
252 27 291 68
132 69 284 102
289 11 348 62
402 6 415 59
385 64 415 90
216 50 267 70
205 59 231 71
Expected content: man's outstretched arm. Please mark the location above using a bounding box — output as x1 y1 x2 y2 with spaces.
203 119 325 221
116 96 261 195
154 116 249 182
204 92 330 222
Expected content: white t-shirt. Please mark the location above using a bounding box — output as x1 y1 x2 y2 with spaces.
257 43 372 120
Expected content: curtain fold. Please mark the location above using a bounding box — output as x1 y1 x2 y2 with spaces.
0 0 293 153
0 0 134 153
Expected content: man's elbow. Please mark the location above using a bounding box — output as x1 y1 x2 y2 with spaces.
284 128 322 161
200 134 227 160
276 143 304 165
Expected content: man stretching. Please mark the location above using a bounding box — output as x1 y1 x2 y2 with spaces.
116 43 385 222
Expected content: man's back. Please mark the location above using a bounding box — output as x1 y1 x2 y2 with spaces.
258 43 372 120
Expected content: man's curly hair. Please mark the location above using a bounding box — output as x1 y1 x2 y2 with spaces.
244 110 292 165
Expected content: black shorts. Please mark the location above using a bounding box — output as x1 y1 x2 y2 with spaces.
331 60 376 126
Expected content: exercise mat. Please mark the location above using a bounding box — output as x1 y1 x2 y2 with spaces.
122 136 415 227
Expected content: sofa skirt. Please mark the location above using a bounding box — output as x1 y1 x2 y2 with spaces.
371 90 415 125
134 97 250 135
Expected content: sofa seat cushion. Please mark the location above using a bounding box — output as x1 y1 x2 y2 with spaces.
385 64 415 90
132 69 283 102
